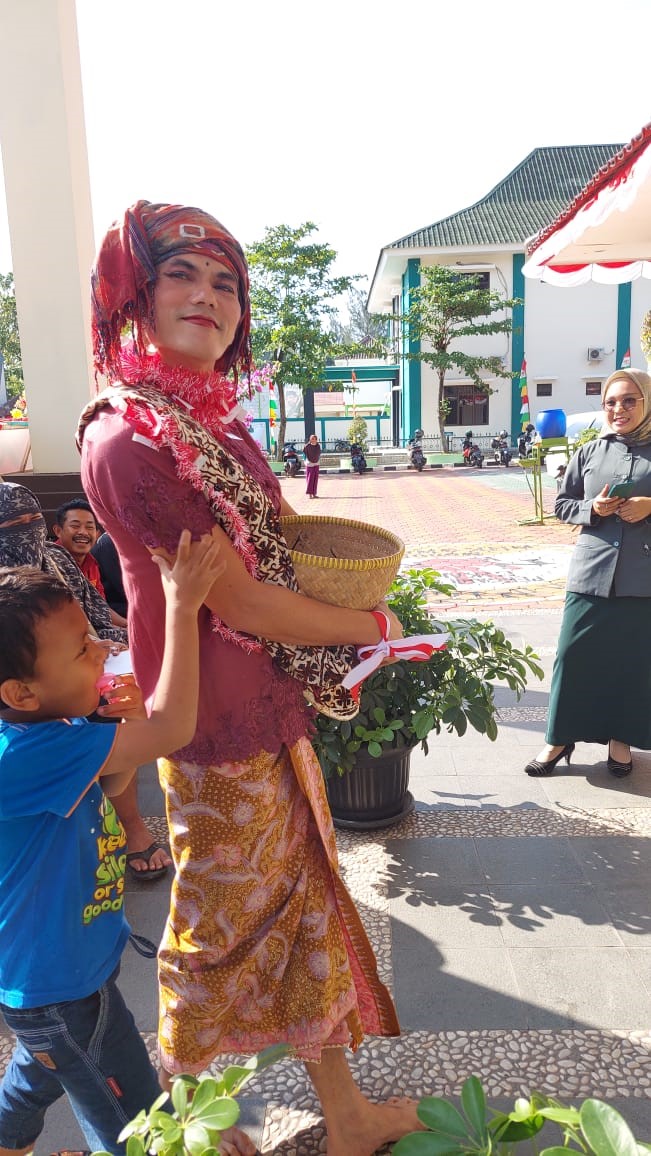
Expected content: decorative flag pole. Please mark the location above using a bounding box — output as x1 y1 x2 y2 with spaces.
519 359 530 428
269 381 278 456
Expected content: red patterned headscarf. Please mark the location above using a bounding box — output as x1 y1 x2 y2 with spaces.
91 200 251 383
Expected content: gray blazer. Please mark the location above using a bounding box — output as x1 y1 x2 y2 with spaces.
556 437 651 598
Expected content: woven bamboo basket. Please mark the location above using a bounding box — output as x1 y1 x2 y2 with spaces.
280 515 404 609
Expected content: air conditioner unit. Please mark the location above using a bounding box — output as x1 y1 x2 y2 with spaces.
587 347 604 362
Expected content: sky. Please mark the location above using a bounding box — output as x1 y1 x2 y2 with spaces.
1 0 651 311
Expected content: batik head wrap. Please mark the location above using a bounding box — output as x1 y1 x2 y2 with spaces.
600 368 651 447
91 200 251 384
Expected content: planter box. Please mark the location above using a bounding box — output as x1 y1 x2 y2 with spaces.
326 746 415 830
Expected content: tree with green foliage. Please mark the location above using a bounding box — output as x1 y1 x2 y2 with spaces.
347 414 368 452
0 273 24 403
246 223 358 456
399 266 521 442
331 285 388 349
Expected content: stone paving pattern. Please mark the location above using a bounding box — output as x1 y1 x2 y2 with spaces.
3 465 650 1151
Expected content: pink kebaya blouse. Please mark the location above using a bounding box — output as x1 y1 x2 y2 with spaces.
81 408 313 764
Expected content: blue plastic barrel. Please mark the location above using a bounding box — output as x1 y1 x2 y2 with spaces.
535 409 567 438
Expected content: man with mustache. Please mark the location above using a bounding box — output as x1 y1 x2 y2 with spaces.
53 499 107 597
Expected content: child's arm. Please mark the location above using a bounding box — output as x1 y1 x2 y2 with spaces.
99 529 223 786
95 678 146 796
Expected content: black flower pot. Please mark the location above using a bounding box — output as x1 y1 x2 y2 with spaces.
326 745 415 831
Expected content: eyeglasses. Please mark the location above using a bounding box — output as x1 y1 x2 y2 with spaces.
603 396 642 411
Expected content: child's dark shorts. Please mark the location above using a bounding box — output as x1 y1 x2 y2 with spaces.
0 966 164 1154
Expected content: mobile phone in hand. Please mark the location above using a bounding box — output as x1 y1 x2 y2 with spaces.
607 480 634 499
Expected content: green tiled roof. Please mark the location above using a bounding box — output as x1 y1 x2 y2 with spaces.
390 145 624 250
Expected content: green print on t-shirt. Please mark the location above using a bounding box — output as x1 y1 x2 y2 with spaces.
82 796 127 925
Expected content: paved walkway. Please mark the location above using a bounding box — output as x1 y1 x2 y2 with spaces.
5 467 650 1152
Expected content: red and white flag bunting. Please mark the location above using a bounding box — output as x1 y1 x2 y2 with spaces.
341 612 448 698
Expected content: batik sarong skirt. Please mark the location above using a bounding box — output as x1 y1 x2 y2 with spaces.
157 737 399 1072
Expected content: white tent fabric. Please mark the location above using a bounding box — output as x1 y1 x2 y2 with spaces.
523 123 651 284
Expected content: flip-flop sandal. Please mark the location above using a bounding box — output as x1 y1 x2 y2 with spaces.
125 840 169 881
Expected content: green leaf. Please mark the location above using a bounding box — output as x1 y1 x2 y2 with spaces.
368 740 383 757
540 1106 581 1125
171 1078 188 1117
154 1121 183 1145
150 1091 171 1113
579 1099 640 1156
150 1111 181 1133
187 1078 220 1115
192 1097 240 1132
219 1064 255 1095
125 1137 146 1156
118 1110 148 1141
243 1042 291 1074
416 1096 468 1140
493 1116 544 1142
460 1076 487 1139
182 1121 212 1156
393 1133 465 1155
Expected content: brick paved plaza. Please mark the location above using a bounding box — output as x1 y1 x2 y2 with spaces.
4 465 650 1153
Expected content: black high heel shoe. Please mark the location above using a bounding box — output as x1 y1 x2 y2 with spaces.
524 743 575 777
607 742 632 778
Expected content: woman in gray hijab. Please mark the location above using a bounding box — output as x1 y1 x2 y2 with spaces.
525 368 651 779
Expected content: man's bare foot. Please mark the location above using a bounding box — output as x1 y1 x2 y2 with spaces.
326 1096 424 1156
218 1126 259 1155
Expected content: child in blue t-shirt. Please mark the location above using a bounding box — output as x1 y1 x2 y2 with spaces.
0 530 224 1156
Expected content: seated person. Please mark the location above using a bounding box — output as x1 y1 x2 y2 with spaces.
54 499 127 629
92 531 128 619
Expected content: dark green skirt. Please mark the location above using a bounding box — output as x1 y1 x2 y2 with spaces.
547 591 651 748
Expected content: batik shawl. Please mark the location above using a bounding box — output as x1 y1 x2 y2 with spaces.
77 381 359 720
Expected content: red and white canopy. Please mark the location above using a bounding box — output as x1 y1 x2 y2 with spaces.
523 121 651 285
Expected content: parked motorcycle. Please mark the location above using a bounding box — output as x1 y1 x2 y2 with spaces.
282 441 302 477
408 429 426 471
462 431 484 469
518 423 536 459
490 430 513 467
333 438 351 452
350 443 367 474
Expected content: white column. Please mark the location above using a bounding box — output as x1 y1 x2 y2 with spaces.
0 0 95 472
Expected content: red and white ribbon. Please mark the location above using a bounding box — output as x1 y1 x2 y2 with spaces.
341 611 448 697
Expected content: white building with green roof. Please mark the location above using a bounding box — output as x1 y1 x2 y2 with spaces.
368 144 651 444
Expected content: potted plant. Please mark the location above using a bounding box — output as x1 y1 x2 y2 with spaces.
313 569 543 829
92 1046 287 1156
393 1075 649 1154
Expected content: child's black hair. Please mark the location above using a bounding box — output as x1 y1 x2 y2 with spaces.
0 568 73 694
